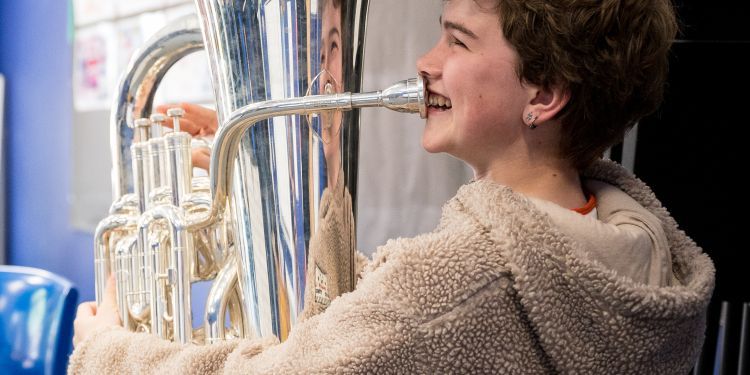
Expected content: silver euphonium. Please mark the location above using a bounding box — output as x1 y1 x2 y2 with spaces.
94 0 425 345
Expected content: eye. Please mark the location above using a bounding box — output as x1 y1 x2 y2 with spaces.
447 35 467 49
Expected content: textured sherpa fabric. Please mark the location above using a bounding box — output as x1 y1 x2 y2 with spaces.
300 172 357 321
68 159 714 374
528 178 675 287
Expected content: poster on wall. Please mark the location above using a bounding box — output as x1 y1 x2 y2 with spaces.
154 5 213 106
115 0 165 18
73 24 117 111
73 0 115 26
115 16 144 78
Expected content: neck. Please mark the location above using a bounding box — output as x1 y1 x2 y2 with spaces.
474 156 586 210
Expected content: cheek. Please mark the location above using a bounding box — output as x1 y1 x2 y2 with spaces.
442 55 526 125
468 69 524 121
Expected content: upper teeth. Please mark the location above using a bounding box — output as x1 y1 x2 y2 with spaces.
428 93 452 108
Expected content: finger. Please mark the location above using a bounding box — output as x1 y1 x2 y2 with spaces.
154 103 171 113
192 148 211 171
76 301 97 318
101 275 123 325
102 274 118 309
156 102 200 118
154 102 190 114
155 103 218 135
188 105 219 135
159 117 203 136
175 118 204 135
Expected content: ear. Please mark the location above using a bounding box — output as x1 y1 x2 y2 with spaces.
521 84 570 127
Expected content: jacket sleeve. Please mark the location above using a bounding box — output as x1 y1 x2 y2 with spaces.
67 325 245 374
68 250 422 374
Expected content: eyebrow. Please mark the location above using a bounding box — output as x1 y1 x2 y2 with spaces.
328 27 340 40
439 15 479 40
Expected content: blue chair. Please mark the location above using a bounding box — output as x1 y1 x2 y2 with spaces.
0 265 78 374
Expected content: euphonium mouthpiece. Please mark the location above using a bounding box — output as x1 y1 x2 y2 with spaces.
380 75 427 119
350 75 427 118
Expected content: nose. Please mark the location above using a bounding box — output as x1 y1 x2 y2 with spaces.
417 43 442 79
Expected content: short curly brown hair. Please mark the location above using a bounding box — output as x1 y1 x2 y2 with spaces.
474 0 678 170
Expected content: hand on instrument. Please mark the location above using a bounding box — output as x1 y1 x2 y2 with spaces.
155 103 219 138
156 103 218 170
72 274 122 347
192 148 211 171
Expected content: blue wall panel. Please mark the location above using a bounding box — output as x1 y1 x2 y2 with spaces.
0 0 95 302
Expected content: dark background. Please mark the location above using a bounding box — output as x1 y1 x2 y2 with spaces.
632 1 750 373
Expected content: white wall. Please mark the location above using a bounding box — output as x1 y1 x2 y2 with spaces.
358 0 472 254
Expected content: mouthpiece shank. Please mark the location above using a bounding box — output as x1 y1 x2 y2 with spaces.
191 76 427 231
351 76 427 118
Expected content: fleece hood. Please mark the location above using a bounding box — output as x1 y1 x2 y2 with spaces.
453 159 715 373
528 178 675 287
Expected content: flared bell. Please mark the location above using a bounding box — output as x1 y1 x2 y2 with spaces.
195 0 369 340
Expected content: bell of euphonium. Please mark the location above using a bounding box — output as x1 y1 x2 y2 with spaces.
94 0 425 345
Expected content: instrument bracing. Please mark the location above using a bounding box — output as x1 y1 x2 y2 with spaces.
94 0 425 344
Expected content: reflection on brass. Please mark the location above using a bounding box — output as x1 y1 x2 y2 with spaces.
94 0 425 345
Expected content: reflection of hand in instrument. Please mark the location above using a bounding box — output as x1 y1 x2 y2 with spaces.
156 103 218 170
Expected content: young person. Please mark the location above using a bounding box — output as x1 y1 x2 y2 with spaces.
70 0 714 373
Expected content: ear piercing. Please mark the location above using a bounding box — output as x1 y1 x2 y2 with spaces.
526 113 538 130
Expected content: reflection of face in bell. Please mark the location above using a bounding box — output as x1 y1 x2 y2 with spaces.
300 0 356 321
319 0 344 187
320 0 343 94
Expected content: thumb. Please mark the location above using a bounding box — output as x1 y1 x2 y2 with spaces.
101 274 119 312
100 274 122 325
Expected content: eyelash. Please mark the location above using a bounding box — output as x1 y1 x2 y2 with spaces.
447 36 466 49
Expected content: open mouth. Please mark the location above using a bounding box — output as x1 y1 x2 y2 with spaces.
427 91 452 111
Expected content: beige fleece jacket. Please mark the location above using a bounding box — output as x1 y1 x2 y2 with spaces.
68 159 714 374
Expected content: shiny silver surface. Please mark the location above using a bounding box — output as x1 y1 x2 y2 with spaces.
110 16 203 199
201 77 426 227
148 138 168 196
194 0 371 340
192 77 425 340
94 214 133 304
205 253 241 343
95 0 426 345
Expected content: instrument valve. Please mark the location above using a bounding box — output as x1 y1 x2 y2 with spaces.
134 118 151 126
150 113 167 138
167 107 186 133
133 118 153 142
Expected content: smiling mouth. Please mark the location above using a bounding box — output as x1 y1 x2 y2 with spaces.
427 91 452 110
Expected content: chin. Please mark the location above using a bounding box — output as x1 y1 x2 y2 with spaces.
421 133 444 154
422 140 456 155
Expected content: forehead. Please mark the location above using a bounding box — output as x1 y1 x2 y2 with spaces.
443 0 500 13
442 0 500 23
442 0 502 35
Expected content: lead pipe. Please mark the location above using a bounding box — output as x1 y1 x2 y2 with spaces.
189 77 425 232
